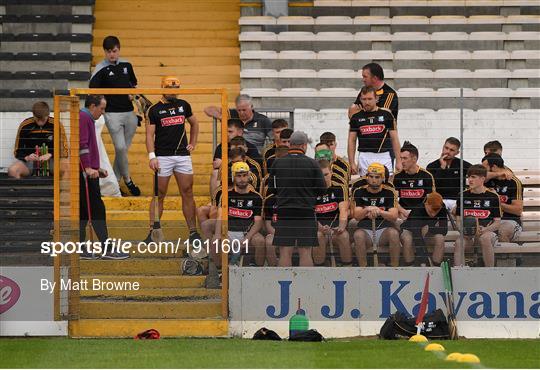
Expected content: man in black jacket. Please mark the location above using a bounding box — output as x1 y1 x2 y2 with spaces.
269 131 326 267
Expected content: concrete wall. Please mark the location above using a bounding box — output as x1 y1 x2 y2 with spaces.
295 108 540 171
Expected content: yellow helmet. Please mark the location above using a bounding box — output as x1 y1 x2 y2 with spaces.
161 75 181 88
231 161 250 176
367 162 385 178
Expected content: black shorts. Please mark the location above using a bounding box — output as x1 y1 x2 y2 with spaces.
273 208 318 247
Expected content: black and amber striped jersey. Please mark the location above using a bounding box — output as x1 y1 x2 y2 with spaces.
352 184 398 230
455 188 502 227
351 176 395 196
263 193 278 227
486 176 523 225
349 107 396 153
393 167 436 217
262 143 276 174
13 116 68 160
228 187 263 232
147 98 193 156
315 182 349 226
354 83 398 119
332 156 350 186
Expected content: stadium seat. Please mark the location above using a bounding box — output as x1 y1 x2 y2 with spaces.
468 15 505 24
17 15 58 22
319 88 357 97
430 15 467 25
240 50 278 60
0 90 11 97
241 88 279 97
279 50 316 59
317 50 355 60
472 50 510 59
430 32 468 41
405 32 447 42
10 89 52 98
14 52 54 60
53 71 91 80
13 71 53 79
239 32 277 42
317 69 357 78
468 88 513 97
511 50 540 59
395 50 432 60
315 16 353 25
469 32 507 40
433 50 471 60
433 69 473 78
0 52 16 60
54 52 92 61
278 32 314 41
507 31 540 41
353 16 391 25
13 33 56 41
514 88 540 98
278 69 317 78
506 15 540 24
239 16 276 26
0 72 13 79
394 69 434 78
280 88 318 97
55 33 93 42
392 16 429 25
58 15 95 24
240 69 278 78
315 32 354 41
474 69 512 78
356 50 393 60
512 69 540 78
276 16 314 25
354 32 392 41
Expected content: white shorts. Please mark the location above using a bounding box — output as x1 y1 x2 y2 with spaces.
361 227 387 246
499 220 522 242
157 155 193 177
443 199 457 213
357 151 393 177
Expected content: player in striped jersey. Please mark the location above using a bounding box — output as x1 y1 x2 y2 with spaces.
482 153 523 242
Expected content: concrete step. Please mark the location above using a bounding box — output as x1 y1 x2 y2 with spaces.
69 319 228 338
92 46 240 58
107 209 188 221
0 187 53 197
79 258 206 275
0 252 53 266
0 79 70 90
0 208 53 220
94 11 239 22
79 299 221 319
0 240 48 253
93 29 239 40
81 287 221 300
103 196 209 211
79 275 206 288
95 20 237 31
0 197 53 209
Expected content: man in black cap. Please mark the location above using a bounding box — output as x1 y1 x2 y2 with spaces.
268 131 326 267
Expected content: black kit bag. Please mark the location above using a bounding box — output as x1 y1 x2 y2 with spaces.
379 309 450 340
252 327 282 341
289 329 325 342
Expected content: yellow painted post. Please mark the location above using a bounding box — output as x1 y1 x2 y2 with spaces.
53 96 61 321
220 90 229 319
69 98 80 319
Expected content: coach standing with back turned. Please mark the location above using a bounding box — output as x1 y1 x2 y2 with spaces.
269 131 326 267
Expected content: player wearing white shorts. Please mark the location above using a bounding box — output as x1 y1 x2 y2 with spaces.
352 163 400 267
347 86 402 177
145 75 201 243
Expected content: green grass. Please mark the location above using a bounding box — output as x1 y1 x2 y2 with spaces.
0 338 538 368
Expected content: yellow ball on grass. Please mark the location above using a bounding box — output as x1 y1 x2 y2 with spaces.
425 343 445 352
